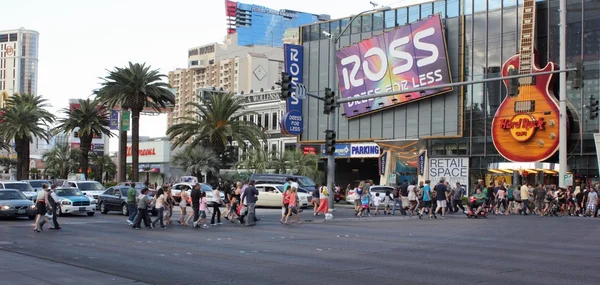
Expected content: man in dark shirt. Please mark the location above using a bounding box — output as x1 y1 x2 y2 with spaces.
191 183 201 222
486 182 495 206
400 180 409 214
241 180 259 226
434 178 448 218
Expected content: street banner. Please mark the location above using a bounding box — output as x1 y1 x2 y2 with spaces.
418 151 426 176
336 14 452 118
121 111 130 131
110 110 119 130
379 151 387 175
281 44 304 135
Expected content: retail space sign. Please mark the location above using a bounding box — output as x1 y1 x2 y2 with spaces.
281 44 304 135
350 143 380 158
335 14 452 118
321 143 351 157
428 157 469 191
379 151 387 175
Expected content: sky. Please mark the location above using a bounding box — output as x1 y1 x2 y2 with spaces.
2 0 429 153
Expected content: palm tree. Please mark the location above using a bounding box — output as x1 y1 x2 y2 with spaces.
96 62 175 182
171 146 221 182
0 94 55 180
236 148 270 173
167 92 265 157
55 98 112 179
269 150 287 174
285 149 320 177
90 153 116 183
42 143 72 179
69 148 83 174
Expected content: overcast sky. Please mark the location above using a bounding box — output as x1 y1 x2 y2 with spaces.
3 0 429 152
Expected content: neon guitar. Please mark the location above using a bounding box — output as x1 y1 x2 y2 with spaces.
491 0 563 162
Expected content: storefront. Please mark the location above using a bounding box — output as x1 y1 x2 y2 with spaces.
126 139 172 185
294 0 600 189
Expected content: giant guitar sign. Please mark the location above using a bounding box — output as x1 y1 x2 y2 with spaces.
491 0 564 162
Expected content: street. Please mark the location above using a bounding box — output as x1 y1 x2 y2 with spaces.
1 206 599 285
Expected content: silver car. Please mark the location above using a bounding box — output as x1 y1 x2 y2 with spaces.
0 189 36 219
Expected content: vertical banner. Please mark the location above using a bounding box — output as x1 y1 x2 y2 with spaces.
110 110 119 130
379 151 387 175
281 44 304 135
121 111 131 131
418 151 426 176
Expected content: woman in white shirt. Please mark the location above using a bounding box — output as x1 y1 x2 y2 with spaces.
151 189 167 229
210 185 223 225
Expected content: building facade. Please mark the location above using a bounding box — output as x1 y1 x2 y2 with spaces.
297 0 600 189
0 28 39 106
225 0 329 47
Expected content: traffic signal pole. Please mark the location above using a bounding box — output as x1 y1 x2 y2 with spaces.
558 0 567 187
327 37 337 211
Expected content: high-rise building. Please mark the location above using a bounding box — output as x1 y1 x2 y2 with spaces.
225 0 329 47
0 28 39 107
168 33 284 128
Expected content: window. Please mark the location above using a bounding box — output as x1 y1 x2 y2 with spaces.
0 34 7 43
272 112 278 129
264 113 269 130
361 14 372 32
447 0 459 17
350 16 361 34
257 114 262 127
190 60 198 66
320 22 330 39
373 12 384 31
421 3 433 19
384 10 396 28
408 5 419 23
433 1 445 18
397 8 407 26
8 33 16 41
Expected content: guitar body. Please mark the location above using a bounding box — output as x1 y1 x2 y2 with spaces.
491 53 562 162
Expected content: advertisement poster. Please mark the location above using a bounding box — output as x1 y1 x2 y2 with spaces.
428 157 469 193
281 44 304 135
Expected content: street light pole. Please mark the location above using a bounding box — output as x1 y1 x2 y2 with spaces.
558 0 567 187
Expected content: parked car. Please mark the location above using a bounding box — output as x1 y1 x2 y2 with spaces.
171 183 224 204
22 180 53 194
249 174 317 194
254 184 310 208
62 180 105 207
345 185 395 205
117 182 148 190
0 189 36 219
97 186 157 216
0 181 36 200
54 188 96 216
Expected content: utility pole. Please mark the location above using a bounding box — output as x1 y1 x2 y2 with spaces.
558 0 567 188
327 36 337 211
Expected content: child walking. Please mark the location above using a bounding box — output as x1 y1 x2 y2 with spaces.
373 192 382 215
193 192 211 228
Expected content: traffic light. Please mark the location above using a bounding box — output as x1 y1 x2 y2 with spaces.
589 97 598 120
324 88 336 114
573 61 584 90
277 72 293 100
508 68 520 96
324 130 336 155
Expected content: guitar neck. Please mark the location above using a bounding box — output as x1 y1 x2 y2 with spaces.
518 0 536 84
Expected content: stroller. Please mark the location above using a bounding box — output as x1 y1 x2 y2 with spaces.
466 197 490 218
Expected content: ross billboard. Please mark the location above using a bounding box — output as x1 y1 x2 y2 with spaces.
336 14 452 118
281 44 304 135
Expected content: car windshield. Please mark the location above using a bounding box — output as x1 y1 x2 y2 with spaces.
201 184 213 192
370 187 391 193
120 188 128 196
28 181 50 188
77 182 105 191
0 190 27 200
275 186 284 192
4 183 33 192
297 177 316 187
56 189 83 197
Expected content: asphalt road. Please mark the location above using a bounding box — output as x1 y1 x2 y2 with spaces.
1 205 599 285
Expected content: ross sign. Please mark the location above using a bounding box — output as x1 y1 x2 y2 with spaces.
563 174 573 187
109 110 119 130
336 15 452 118
379 151 387 175
350 143 380 158
418 151 426 176
121 111 130 131
321 143 351 157
295 83 307 100
428 157 469 193
281 44 304 135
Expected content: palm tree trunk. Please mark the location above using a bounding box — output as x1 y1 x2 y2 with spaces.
131 109 141 182
80 136 92 179
14 138 24 180
119 129 127 182
22 141 30 180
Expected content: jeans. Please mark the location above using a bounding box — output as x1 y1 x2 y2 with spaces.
521 200 530 214
211 203 221 225
133 208 151 228
152 207 165 228
246 203 256 226
453 199 465 212
127 202 137 222
192 205 199 221
392 198 402 214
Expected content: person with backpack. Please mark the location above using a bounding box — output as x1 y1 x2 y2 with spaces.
419 180 434 219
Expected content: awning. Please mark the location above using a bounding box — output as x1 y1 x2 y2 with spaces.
374 139 422 168
487 162 560 174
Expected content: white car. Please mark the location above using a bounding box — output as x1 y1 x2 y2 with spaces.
255 184 309 208
54 188 96 216
346 185 395 205
172 183 225 203
0 181 37 200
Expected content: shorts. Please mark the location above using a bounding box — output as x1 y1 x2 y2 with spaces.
423 201 432 208
402 197 409 208
199 210 206 219
361 204 369 209
535 200 544 210
436 200 447 208
312 198 320 205
587 204 596 212
36 201 46 215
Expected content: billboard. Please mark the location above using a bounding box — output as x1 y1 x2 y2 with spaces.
428 157 469 194
336 14 452 118
281 44 304 135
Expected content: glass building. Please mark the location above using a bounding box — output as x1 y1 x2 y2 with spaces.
225 0 330 47
298 0 600 188
0 28 39 100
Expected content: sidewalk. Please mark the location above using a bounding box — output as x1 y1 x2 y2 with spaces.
0 249 149 285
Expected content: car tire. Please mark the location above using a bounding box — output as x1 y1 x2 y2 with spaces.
87 212 95 217
100 202 108 214
121 203 129 216
28 215 35 220
58 206 65 217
